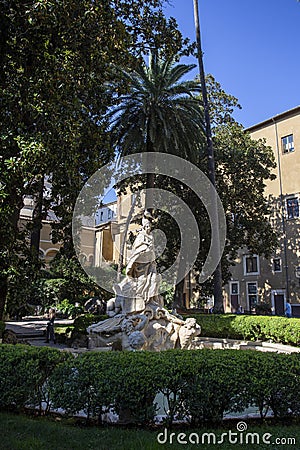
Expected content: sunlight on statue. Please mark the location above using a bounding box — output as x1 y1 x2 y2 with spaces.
87 210 201 351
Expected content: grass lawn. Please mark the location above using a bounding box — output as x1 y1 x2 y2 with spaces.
1 412 300 450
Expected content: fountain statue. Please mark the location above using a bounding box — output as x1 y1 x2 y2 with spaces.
87 211 201 351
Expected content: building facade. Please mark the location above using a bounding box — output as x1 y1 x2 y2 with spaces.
224 106 300 316
20 194 61 266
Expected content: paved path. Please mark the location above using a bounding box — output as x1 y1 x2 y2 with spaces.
5 317 74 333
4 317 74 350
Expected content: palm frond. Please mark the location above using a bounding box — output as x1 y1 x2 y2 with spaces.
106 51 205 162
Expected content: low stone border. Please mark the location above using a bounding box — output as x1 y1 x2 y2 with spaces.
192 336 300 353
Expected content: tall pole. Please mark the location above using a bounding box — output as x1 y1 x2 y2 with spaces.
272 118 290 303
193 0 224 313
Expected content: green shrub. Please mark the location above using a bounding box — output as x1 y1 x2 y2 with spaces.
255 303 272 315
0 345 39 409
54 299 84 318
153 350 193 425
0 345 68 412
49 351 159 424
32 346 72 413
179 350 250 424
1 344 300 425
185 314 241 339
72 314 108 334
48 355 99 420
68 314 107 348
108 351 159 424
231 315 263 341
242 351 300 419
186 314 300 346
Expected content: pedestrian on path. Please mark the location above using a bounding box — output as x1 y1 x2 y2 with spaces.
45 308 56 343
285 301 292 318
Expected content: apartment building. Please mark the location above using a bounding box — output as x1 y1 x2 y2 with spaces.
224 106 300 316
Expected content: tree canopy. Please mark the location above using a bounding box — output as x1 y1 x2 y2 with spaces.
0 1 278 317
153 75 277 306
108 51 204 162
0 0 190 318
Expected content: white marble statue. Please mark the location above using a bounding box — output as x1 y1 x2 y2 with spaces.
87 210 201 351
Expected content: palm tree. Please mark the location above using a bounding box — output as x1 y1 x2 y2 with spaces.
107 52 205 308
108 51 205 210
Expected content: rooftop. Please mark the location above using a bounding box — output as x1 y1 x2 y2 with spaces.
246 105 300 132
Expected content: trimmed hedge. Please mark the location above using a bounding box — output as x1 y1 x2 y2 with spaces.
186 314 300 346
0 345 70 412
1 345 300 425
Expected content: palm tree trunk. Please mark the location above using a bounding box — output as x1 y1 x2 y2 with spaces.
193 0 224 313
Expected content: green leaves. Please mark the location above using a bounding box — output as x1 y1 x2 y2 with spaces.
0 0 194 319
2 345 300 424
187 313 300 346
0 344 67 411
108 51 205 163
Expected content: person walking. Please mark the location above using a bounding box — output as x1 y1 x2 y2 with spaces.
285 301 292 318
45 308 56 343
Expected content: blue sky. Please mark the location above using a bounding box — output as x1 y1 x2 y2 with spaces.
163 0 300 128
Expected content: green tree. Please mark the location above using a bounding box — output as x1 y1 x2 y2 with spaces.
207 75 277 265
108 51 205 209
0 0 189 318
154 76 277 308
106 51 205 306
199 79 277 304
0 0 127 317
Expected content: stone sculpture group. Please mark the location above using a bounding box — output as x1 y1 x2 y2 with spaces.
87 211 201 351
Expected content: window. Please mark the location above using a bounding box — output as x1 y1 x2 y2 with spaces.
286 197 299 219
108 209 112 219
273 257 282 273
229 281 240 314
243 255 260 275
247 282 258 310
230 282 239 295
282 134 294 153
185 276 191 290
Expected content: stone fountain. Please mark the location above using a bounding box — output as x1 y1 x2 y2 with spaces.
87 211 201 351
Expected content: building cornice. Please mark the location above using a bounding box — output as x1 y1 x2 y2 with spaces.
246 105 300 133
